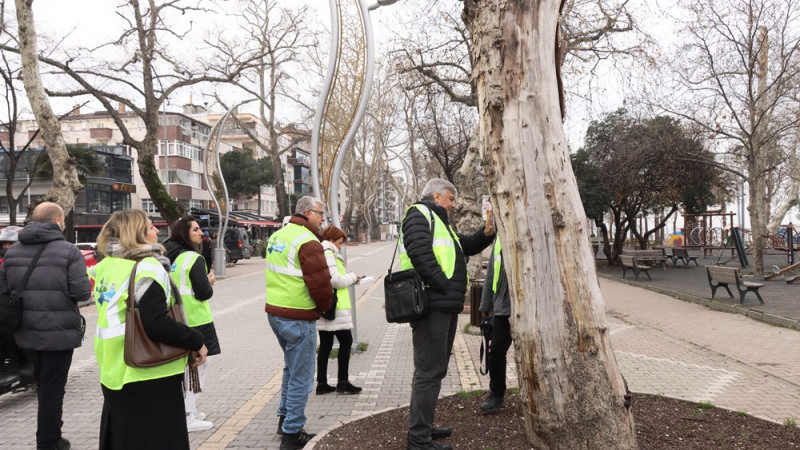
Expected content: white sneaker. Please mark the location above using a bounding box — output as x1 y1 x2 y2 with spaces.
187 417 213 432
196 411 207 421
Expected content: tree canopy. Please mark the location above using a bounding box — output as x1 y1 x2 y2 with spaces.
574 109 727 261
220 148 273 199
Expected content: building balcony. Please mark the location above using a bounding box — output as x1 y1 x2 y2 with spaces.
288 157 311 168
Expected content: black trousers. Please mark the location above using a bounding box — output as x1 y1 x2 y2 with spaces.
488 315 513 397
317 329 353 385
100 374 189 450
30 348 74 449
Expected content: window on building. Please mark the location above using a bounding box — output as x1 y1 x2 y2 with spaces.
189 199 203 210
142 199 159 214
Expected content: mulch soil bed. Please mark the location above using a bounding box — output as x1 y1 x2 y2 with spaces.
315 392 800 449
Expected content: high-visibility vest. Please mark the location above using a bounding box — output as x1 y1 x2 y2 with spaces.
492 238 502 293
265 223 319 310
89 256 188 390
398 204 462 279
170 250 213 327
325 248 351 310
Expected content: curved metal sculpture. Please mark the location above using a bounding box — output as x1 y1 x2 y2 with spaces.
311 0 376 228
204 99 254 278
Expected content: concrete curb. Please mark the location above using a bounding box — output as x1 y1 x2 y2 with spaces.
597 273 800 331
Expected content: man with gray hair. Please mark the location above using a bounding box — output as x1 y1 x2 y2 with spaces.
399 178 495 450
0 202 91 450
264 195 333 449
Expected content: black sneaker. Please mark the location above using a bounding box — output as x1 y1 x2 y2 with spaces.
480 394 505 413
280 428 316 450
431 426 452 440
336 382 362 394
316 383 335 395
276 415 285 436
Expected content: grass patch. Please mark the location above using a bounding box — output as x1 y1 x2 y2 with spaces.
785 417 798 427
735 411 749 417
329 349 339 359
455 389 486 399
463 323 472 333
698 402 716 410
358 342 369 352
507 387 520 396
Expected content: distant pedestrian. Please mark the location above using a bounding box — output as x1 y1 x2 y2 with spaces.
265 196 333 450
0 203 91 450
478 236 512 413
164 215 220 432
316 225 362 396
400 178 495 450
90 209 207 450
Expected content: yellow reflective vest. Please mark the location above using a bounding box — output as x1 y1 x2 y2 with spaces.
265 223 319 310
492 238 502 294
89 256 188 390
170 251 213 327
325 248 352 310
398 204 462 279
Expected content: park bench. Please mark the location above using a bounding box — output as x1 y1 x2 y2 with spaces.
706 266 765 305
670 248 699 267
620 254 652 280
625 249 667 270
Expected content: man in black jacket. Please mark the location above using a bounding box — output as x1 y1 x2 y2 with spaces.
402 179 495 450
0 202 92 450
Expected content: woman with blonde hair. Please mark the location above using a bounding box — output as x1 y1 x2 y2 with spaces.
316 225 362 395
90 209 207 450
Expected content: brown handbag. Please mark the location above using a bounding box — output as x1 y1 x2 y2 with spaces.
123 261 190 368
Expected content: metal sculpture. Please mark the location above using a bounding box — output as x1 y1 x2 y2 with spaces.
203 99 254 278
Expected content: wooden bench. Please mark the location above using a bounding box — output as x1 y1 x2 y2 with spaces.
706 266 765 305
670 248 699 267
625 250 667 270
620 255 652 280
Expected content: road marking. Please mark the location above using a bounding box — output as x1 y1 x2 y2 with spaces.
197 370 283 449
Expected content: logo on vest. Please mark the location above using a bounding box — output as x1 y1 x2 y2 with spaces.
267 239 287 254
95 280 118 305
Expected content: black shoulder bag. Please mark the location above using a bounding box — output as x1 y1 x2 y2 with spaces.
384 207 434 323
0 244 47 331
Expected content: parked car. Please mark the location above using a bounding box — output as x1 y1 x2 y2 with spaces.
223 228 248 263
75 242 98 268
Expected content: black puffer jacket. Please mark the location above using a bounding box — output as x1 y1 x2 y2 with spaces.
401 201 495 313
0 221 91 350
164 240 221 355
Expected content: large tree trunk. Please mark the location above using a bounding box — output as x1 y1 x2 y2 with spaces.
467 1 637 448
16 0 82 216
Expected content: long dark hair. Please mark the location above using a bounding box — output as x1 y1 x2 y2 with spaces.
168 215 200 251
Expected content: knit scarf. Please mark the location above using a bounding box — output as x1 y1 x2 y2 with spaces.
104 239 202 393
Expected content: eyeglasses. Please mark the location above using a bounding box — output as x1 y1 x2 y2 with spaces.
309 209 324 216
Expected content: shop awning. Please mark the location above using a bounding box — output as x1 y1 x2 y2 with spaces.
232 219 281 228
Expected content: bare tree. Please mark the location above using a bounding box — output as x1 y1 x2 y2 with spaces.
14 0 82 217
648 0 800 275
218 0 318 217
466 0 638 447
1 0 265 223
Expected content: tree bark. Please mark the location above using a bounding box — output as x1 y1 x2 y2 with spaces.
468 0 637 448
15 0 82 217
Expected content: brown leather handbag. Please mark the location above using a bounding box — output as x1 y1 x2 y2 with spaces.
123 261 190 368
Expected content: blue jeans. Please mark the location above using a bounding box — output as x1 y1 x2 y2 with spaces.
268 314 317 434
